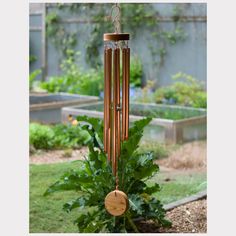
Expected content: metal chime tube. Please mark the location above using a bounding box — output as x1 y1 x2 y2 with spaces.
122 47 130 140
103 34 129 176
104 47 112 161
125 48 130 140
104 33 130 217
112 47 118 174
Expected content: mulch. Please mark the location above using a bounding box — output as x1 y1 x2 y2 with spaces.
29 147 88 164
137 199 207 233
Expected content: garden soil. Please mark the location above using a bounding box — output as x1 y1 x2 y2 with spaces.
137 198 207 233
30 140 206 172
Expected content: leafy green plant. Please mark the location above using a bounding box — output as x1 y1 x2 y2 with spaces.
53 124 90 149
130 56 143 87
29 69 41 91
154 72 207 108
29 123 90 150
40 50 103 96
44 116 171 233
45 3 187 86
30 123 55 150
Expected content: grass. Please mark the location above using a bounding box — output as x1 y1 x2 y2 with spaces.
30 162 80 233
149 172 207 204
30 161 207 233
138 141 169 159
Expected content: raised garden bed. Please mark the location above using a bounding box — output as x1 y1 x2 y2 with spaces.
30 93 99 124
61 101 206 144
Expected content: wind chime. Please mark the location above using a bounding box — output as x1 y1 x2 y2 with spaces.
103 4 130 217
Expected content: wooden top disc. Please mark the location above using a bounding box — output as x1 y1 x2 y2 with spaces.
104 33 129 41
104 190 129 216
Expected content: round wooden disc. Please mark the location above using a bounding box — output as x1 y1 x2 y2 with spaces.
104 190 129 216
104 33 129 41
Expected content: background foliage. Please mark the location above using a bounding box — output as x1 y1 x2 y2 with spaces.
45 3 187 87
30 122 90 150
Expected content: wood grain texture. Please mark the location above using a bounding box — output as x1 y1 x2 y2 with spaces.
105 190 129 216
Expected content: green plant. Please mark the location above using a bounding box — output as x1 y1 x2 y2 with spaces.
29 123 90 150
53 124 90 149
44 116 171 233
30 161 206 233
40 50 103 96
30 123 55 150
29 69 42 91
154 72 207 108
45 3 187 85
130 56 143 87
29 55 37 64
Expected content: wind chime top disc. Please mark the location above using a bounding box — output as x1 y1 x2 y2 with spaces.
105 190 129 216
104 33 129 41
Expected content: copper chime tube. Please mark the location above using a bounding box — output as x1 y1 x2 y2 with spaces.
104 47 112 161
125 48 130 140
112 47 119 174
122 48 130 140
103 33 130 178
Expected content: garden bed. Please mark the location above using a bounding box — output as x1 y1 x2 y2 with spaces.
30 93 99 123
61 101 206 144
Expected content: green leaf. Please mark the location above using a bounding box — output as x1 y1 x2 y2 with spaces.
76 116 104 142
43 169 91 196
128 194 145 215
144 183 161 194
129 117 152 137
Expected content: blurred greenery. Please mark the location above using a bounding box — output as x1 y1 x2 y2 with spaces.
130 56 143 87
154 72 207 108
40 50 103 96
29 122 90 150
29 69 42 91
38 50 143 96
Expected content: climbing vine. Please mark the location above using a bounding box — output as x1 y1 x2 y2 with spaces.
45 3 187 83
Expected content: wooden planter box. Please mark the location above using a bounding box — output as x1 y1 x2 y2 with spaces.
30 93 99 124
61 102 206 144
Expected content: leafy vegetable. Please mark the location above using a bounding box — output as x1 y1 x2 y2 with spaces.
44 116 171 232
29 123 90 150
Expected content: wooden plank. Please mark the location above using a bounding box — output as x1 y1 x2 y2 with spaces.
164 190 207 211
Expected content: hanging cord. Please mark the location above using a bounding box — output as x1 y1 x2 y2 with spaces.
110 3 121 33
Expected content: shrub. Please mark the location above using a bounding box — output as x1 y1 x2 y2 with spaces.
44 116 171 233
130 56 143 87
154 72 207 108
29 123 90 150
40 51 143 96
29 123 54 150
40 50 103 96
53 124 90 149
